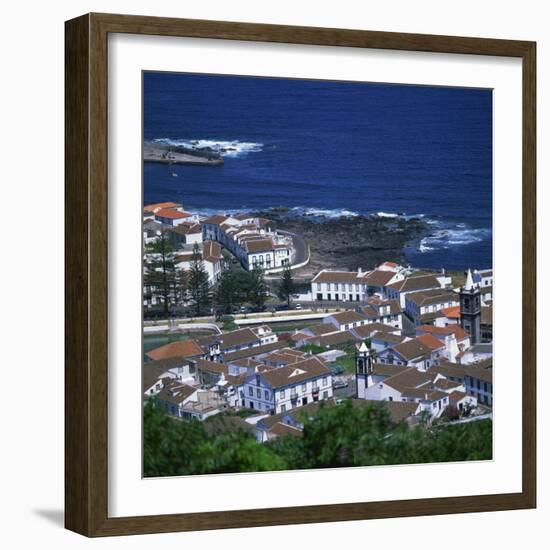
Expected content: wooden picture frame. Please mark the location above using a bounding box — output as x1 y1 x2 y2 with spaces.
65 12 536 537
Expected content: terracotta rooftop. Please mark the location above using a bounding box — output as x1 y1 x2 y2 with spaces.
202 240 222 262
155 208 193 219
260 356 331 389
416 324 470 341
416 333 446 351
327 310 367 325
370 331 407 344
155 381 197 405
363 270 397 286
406 289 459 307
203 214 229 225
169 222 202 235
144 201 182 213
311 270 361 284
382 368 436 393
448 390 468 402
244 239 275 254
312 330 359 347
222 341 287 362
305 324 339 336
146 339 204 361
441 305 461 318
392 338 434 361
371 363 410 377
195 359 229 375
387 274 443 293
352 323 396 338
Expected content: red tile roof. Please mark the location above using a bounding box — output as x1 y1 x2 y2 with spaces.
441 305 461 318
146 339 204 361
203 214 229 225
416 333 446 351
156 208 193 219
144 202 182 213
311 270 361 284
416 325 469 341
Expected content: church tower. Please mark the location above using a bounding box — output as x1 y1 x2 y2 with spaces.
355 340 375 399
459 269 482 345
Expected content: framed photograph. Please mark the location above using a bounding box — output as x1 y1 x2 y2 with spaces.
65 13 536 537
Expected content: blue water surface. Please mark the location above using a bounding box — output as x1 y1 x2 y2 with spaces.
143 72 493 270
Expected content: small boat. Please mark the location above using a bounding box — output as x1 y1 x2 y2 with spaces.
171 172 178 177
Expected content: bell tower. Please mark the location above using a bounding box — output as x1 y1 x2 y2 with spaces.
355 340 375 399
460 269 482 345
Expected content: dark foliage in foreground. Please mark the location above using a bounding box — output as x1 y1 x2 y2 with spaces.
143 399 492 477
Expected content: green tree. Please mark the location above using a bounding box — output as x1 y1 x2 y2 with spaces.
176 268 189 307
143 400 286 476
143 398 208 476
144 230 177 318
215 265 241 314
187 243 211 317
247 266 269 311
276 264 296 309
195 430 286 474
144 397 493 477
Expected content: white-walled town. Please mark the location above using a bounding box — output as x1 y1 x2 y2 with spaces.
143 201 493 445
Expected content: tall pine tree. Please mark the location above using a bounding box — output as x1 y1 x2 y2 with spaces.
144 230 177 318
277 263 296 309
187 243 211 316
215 264 240 314
247 266 269 311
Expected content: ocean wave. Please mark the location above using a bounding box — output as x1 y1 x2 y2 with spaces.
419 227 492 253
375 211 426 221
153 138 263 158
290 207 359 218
189 207 252 218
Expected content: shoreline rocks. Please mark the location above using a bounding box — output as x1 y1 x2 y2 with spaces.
251 209 428 273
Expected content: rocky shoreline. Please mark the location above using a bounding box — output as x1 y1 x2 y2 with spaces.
251 208 428 274
143 141 224 166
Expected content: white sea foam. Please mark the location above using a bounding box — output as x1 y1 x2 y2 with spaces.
375 211 425 221
291 207 359 218
153 138 263 157
418 227 492 253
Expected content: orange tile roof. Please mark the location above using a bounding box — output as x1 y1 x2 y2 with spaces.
155 208 193 219
416 325 469 341
146 339 204 361
417 333 446 350
441 306 460 319
144 202 182 213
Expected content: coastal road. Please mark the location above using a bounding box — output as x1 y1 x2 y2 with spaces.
265 230 309 278
289 231 309 266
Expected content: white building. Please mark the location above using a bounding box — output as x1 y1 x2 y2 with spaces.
385 273 451 308
405 289 460 326
154 207 198 227
201 214 294 272
200 326 279 360
174 240 223 286
168 222 203 247
239 356 333 414
356 355 451 419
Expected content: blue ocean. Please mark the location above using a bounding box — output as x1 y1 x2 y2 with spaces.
143 72 493 271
